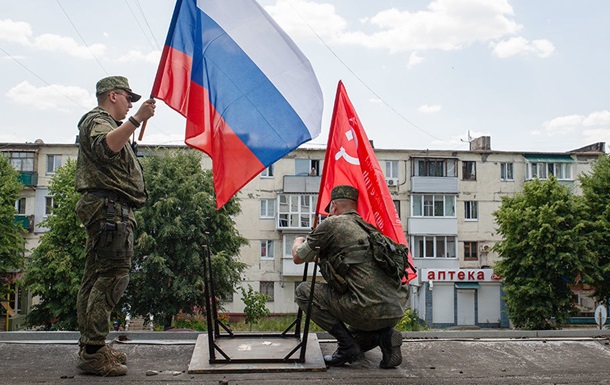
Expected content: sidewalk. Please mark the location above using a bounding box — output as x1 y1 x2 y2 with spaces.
2 329 610 384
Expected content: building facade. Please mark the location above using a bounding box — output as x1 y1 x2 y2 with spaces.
1 138 604 330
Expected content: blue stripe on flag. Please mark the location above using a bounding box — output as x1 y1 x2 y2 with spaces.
166 0 313 166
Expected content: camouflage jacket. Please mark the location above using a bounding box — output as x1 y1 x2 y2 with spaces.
75 107 146 208
303 210 408 320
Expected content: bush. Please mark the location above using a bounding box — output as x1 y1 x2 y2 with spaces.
395 308 427 331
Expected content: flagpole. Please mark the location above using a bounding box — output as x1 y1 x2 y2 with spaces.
137 95 153 141
137 120 147 141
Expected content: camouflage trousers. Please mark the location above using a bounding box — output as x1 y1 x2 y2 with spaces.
76 194 134 347
295 281 400 333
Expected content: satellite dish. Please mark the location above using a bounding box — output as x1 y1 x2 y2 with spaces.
594 305 607 330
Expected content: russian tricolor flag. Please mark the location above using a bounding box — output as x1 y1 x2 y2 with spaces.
152 0 323 209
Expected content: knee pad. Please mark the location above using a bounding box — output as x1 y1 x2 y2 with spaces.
109 274 130 307
94 274 130 308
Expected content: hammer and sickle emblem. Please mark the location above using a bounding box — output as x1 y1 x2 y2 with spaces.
334 124 360 165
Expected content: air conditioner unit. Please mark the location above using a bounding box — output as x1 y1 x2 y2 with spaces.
386 177 398 186
479 244 491 253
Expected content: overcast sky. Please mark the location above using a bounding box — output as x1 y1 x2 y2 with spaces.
1 0 609 153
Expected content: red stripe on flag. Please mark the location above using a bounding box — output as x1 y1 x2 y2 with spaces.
184 81 265 208
152 46 192 117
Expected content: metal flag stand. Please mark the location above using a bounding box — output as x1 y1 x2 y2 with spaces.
201 232 319 364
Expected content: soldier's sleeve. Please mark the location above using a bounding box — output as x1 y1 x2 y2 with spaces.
296 240 316 263
300 218 333 261
89 118 121 162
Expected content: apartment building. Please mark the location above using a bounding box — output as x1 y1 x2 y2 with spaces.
1 141 78 330
1 138 604 330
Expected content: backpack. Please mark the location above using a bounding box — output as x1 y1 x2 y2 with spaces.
353 216 415 285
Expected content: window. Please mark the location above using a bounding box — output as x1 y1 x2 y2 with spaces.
464 201 478 220
8 152 35 172
385 160 399 178
260 281 274 301
45 196 55 216
15 198 26 215
393 200 401 219
260 240 274 260
550 163 572 180
283 234 308 258
411 235 457 258
464 241 478 260
295 159 321 176
526 162 573 181
278 194 318 229
462 161 476 180
413 158 457 177
46 155 62 174
412 195 456 217
500 162 513 181
260 199 275 218
260 165 274 177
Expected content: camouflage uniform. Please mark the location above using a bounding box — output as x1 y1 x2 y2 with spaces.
75 104 145 347
295 210 408 332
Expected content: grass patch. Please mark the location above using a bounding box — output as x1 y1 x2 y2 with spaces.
171 314 323 333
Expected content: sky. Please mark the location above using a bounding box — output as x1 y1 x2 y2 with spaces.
1 0 609 153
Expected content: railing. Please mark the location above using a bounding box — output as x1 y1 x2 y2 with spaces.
14 215 34 232
17 172 38 187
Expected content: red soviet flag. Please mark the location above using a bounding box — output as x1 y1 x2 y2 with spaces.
317 81 416 282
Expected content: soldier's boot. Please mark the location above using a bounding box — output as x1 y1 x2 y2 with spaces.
378 327 403 369
107 345 127 364
348 327 380 354
77 345 127 376
324 322 362 367
79 345 127 364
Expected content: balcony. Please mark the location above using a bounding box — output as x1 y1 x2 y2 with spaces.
282 175 321 193
408 217 458 235
18 172 38 187
14 215 34 232
411 176 458 193
282 257 322 277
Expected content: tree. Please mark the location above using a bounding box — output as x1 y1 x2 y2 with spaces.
239 285 270 331
0 154 25 300
579 154 610 303
126 149 247 329
20 159 86 330
493 177 596 330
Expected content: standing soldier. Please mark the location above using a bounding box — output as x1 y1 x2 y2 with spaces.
74 76 155 376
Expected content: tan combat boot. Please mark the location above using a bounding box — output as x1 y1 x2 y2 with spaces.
77 345 127 376
79 345 127 364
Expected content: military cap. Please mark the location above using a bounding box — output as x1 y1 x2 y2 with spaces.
324 185 359 212
95 76 142 102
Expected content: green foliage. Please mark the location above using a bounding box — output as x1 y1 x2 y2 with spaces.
579 154 610 302
125 149 247 329
20 159 85 330
0 154 25 299
493 177 597 330
239 284 270 331
173 313 208 331
395 308 428 331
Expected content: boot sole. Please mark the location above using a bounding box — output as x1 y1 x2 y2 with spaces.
380 330 402 369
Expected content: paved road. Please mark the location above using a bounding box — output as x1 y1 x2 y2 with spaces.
2 330 610 384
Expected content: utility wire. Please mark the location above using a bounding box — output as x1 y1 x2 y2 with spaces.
133 0 163 51
55 0 108 75
124 0 160 51
0 46 88 111
285 0 447 144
